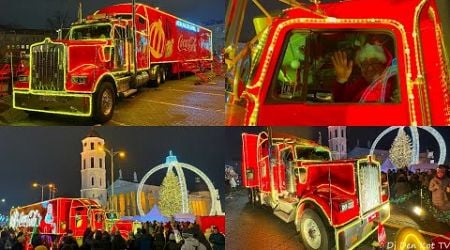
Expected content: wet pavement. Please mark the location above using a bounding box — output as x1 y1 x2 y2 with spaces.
225 189 449 250
0 74 224 126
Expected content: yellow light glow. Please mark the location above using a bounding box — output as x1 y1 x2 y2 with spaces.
32 183 38 187
413 206 423 216
119 151 126 158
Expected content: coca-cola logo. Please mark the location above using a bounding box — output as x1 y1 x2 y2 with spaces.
178 35 196 52
10 209 42 229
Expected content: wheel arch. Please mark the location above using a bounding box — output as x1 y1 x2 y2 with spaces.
295 198 333 233
94 73 117 96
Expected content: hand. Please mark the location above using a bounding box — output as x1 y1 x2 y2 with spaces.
331 51 353 83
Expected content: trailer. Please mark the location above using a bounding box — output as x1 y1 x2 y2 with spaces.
13 3 213 123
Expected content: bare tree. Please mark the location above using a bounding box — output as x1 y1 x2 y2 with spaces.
47 11 72 31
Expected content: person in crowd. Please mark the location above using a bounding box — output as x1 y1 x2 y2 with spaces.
208 226 225 250
58 229 79 250
153 227 165 250
126 232 136 250
429 165 450 211
135 228 152 250
111 231 126 250
332 43 397 103
90 230 104 250
180 233 206 250
392 174 411 198
164 233 180 250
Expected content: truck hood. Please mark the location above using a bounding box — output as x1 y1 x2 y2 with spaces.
57 39 111 71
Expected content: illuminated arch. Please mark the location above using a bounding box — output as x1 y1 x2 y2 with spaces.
137 152 222 216
370 127 446 166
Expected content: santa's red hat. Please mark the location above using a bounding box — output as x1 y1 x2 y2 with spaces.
355 43 387 65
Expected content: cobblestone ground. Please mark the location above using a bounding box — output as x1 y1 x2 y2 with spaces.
0 74 224 126
225 189 444 250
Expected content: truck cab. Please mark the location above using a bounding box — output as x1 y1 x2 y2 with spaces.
226 0 449 125
242 131 390 249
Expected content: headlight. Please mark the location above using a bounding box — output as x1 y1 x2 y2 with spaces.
339 200 354 212
72 76 88 84
18 75 28 82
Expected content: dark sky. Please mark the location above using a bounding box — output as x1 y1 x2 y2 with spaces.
0 127 225 212
0 0 225 29
225 126 450 166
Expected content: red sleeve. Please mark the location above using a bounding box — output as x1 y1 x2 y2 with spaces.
332 78 367 102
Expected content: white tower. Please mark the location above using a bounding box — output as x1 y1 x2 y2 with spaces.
328 126 347 160
80 128 107 206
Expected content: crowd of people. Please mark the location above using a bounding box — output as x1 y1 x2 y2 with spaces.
0 220 225 250
388 164 450 211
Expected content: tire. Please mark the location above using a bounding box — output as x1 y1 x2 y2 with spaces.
93 82 115 123
299 209 332 250
160 67 166 83
248 188 254 204
151 68 162 87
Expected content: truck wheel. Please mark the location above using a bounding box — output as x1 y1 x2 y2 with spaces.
248 189 254 204
300 209 331 250
94 82 115 123
160 67 166 83
152 69 162 87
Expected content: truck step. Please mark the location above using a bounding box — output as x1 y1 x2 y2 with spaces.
119 89 138 98
276 198 297 214
273 209 295 223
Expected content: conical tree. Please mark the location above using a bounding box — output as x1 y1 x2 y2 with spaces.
389 128 413 169
158 169 183 216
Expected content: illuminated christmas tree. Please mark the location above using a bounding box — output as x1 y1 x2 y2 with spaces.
158 169 183 216
389 128 412 169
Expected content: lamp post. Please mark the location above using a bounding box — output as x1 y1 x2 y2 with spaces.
100 146 125 211
32 183 54 201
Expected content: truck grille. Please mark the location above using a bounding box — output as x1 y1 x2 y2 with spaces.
30 42 65 91
358 162 381 214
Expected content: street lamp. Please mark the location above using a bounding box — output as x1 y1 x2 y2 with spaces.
32 183 55 201
99 146 125 211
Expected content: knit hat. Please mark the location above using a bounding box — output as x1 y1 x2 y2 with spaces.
355 43 387 66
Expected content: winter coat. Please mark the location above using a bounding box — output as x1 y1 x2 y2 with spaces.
111 235 127 250
180 238 206 250
208 233 225 250
164 241 180 250
429 176 450 210
135 234 152 250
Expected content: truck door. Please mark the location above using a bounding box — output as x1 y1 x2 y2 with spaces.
113 26 127 72
257 24 412 125
242 133 260 188
242 132 270 190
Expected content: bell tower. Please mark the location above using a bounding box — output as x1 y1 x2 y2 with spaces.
80 128 107 206
328 126 347 160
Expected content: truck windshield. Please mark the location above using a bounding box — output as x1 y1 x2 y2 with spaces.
70 24 112 40
296 147 330 161
266 30 400 104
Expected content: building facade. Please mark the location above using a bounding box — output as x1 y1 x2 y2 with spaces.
328 126 347 160
80 129 107 206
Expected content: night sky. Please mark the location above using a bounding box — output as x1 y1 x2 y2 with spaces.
225 126 450 166
0 127 225 212
0 0 225 29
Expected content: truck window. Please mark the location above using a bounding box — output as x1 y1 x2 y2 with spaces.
296 147 330 161
267 30 399 104
237 28 270 88
70 24 112 40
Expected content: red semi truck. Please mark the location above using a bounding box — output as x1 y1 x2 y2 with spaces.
13 3 213 122
242 131 390 249
9 198 137 248
226 0 449 125
9 198 105 246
